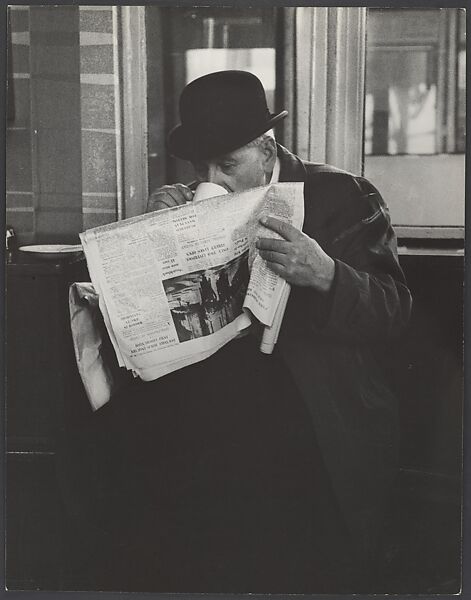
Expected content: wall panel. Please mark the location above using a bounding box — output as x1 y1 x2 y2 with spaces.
79 6 118 228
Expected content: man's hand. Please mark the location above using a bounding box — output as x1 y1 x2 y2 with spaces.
146 184 194 213
256 216 336 293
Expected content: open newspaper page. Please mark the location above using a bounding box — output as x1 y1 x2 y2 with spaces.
80 182 304 381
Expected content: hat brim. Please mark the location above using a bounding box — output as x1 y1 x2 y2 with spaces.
168 110 288 161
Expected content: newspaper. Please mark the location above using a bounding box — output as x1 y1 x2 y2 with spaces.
79 182 304 382
69 282 133 411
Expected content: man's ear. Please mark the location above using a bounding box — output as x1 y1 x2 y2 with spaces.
261 137 277 174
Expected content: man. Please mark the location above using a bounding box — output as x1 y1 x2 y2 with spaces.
75 71 411 593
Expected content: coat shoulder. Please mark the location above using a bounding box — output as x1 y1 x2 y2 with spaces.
303 162 387 219
303 161 375 197
299 161 390 244
277 147 386 223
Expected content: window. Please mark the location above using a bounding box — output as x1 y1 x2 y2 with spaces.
364 8 465 234
146 8 278 189
365 8 466 156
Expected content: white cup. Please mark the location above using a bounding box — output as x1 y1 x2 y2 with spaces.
193 182 228 203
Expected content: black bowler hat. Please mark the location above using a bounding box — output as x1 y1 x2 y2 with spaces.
167 70 288 161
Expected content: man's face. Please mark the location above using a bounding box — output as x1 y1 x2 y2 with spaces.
191 140 276 193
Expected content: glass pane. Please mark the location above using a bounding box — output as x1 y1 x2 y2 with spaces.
364 8 465 228
365 49 437 154
455 10 466 153
365 9 441 155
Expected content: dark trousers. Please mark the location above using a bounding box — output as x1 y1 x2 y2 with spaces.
63 337 364 592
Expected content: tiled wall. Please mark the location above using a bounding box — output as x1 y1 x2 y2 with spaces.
30 5 83 242
6 6 34 239
6 5 119 243
79 6 118 231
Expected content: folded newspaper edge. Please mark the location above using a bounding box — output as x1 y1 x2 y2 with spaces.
69 282 132 411
79 182 305 383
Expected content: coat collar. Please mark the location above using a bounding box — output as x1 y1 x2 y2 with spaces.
277 144 307 183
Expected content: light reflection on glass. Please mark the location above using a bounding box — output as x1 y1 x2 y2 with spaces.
365 48 437 155
365 8 465 156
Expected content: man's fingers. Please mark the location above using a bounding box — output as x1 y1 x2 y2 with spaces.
147 184 194 212
165 187 191 206
260 216 301 241
258 249 287 266
174 184 194 202
147 195 168 212
147 194 176 211
256 237 290 253
264 260 287 279
148 199 173 212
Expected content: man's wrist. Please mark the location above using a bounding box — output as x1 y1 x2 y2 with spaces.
316 256 336 293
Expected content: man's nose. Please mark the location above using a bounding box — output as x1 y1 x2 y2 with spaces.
207 164 224 185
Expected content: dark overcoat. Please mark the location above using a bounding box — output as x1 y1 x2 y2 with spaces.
62 145 412 586
275 144 412 558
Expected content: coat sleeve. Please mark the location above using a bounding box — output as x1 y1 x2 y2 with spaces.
302 174 412 343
